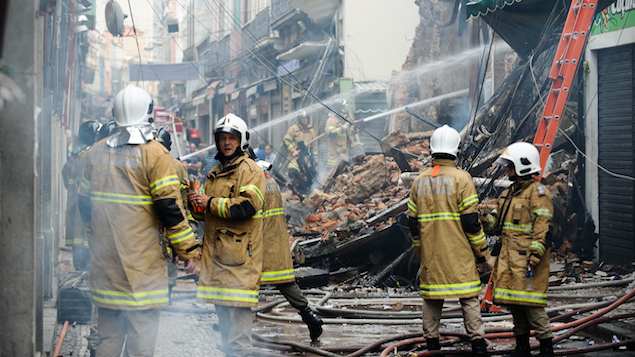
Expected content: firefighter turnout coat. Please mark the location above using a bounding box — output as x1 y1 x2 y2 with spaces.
492 180 553 307
82 140 199 310
408 159 487 300
283 123 316 154
325 116 349 167
260 174 295 285
196 153 266 307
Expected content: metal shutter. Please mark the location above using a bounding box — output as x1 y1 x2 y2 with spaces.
597 43 635 264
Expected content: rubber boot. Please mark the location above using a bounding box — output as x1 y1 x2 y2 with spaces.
538 338 554 357
299 307 323 342
426 338 443 356
511 334 531 357
471 338 488 356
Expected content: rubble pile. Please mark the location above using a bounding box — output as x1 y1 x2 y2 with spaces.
299 131 431 233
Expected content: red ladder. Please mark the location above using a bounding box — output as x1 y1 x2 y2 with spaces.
533 0 599 174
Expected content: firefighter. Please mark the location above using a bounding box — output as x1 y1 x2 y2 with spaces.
80 85 200 357
256 160 324 342
188 113 265 356
62 119 101 271
283 110 316 158
407 125 489 356
489 142 553 357
324 111 351 170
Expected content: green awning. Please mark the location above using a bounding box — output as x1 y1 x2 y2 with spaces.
466 0 523 18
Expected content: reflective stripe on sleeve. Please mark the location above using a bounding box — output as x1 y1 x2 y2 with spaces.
167 226 195 244
261 269 295 282
196 286 259 304
530 241 545 256
91 192 153 205
533 208 553 218
407 199 417 215
91 288 169 307
467 231 486 247
217 198 228 218
494 288 547 305
149 175 180 194
503 222 533 233
459 194 479 212
240 184 264 205
418 212 460 222
420 280 481 297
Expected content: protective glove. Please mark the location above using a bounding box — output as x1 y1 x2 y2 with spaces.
188 193 210 214
528 253 542 268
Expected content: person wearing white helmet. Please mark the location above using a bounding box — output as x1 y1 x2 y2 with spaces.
407 125 488 356
79 85 200 357
255 160 324 343
487 142 554 357
188 113 265 356
283 110 316 159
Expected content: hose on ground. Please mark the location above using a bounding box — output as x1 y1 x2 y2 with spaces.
377 288 635 356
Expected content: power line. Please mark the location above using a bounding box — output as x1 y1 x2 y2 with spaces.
127 0 145 82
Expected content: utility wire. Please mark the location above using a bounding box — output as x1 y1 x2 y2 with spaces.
127 0 145 82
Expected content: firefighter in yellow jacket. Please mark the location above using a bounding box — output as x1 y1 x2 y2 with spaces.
324 111 350 170
489 142 554 357
189 113 265 355
407 125 488 356
283 110 316 157
80 85 200 357
256 160 324 342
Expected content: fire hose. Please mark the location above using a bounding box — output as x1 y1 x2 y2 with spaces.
377 288 635 356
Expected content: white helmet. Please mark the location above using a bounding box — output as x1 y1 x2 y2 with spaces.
498 142 541 176
214 113 249 151
113 85 153 127
256 160 272 171
430 125 461 157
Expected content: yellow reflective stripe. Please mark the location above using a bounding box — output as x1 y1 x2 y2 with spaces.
167 226 195 244
196 286 259 303
533 208 552 218
262 208 285 217
217 198 227 218
459 194 479 211
149 175 179 194
253 209 264 218
261 269 295 282
407 199 417 214
418 212 460 222
420 280 481 296
503 222 533 233
530 241 545 255
240 184 264 205
494 288 547 305
467 231 486 246
91 288 169 307
91 191 153 205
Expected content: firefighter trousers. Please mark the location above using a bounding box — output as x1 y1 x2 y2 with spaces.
277 282 309 311
510 305 553 339
95 307 160 357
422 297 484 341
215 305 254 356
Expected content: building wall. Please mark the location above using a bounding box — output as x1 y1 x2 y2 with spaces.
585 5 635 261
341 0 418 81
